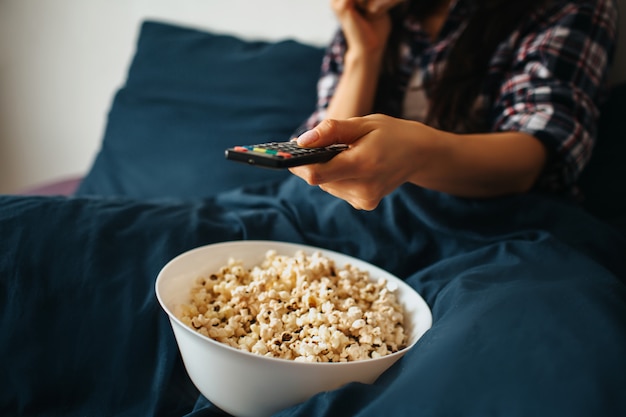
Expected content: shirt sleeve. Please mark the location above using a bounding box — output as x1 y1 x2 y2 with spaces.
292 29 348 137
491 0 618 193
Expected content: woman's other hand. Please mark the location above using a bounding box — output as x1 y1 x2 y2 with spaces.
331 0 393 58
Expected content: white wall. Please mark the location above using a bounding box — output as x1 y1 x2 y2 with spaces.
0 0 337 193
0 0 624 193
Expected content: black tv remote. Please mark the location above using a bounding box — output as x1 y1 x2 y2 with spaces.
225 141 348 169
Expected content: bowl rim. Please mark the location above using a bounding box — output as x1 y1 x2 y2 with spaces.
155 239 432 367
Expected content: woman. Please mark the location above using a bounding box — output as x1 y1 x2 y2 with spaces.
290 0 617 210
1 2 624 416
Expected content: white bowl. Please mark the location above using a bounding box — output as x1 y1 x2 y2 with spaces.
156 240 432 417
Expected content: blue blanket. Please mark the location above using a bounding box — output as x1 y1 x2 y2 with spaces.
2 177 625 416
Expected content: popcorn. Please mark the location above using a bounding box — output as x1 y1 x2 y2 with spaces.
177 250 408 362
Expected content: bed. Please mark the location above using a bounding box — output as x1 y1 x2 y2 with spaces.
1 19 626 417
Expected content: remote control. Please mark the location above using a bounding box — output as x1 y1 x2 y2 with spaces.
225 141 349 168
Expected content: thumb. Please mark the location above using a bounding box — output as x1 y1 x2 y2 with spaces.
296 118 370 148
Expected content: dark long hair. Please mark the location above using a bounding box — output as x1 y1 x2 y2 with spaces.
386 0 548 132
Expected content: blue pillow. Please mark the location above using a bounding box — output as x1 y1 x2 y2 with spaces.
76 21 324 199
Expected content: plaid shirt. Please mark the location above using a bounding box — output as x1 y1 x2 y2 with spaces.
298 0 618 195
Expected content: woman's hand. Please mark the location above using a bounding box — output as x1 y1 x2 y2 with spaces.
331 0 393 59
289 115 547 210
290 115 431 210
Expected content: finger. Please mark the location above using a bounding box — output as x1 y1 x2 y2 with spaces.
366 0 402 14
331 0 358 16
296 118 374 148
289 145 360 185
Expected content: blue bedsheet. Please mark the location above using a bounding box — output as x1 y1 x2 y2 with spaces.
2 177 625 416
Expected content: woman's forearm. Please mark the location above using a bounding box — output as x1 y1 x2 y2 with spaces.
325 51 385 120
408 125 548 197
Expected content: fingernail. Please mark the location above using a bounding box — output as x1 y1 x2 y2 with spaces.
297 129 319 146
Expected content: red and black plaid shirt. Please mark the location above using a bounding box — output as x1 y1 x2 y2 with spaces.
299 0 618 195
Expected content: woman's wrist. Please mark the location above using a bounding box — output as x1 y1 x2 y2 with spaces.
402 122 448 185
344 43 386 67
